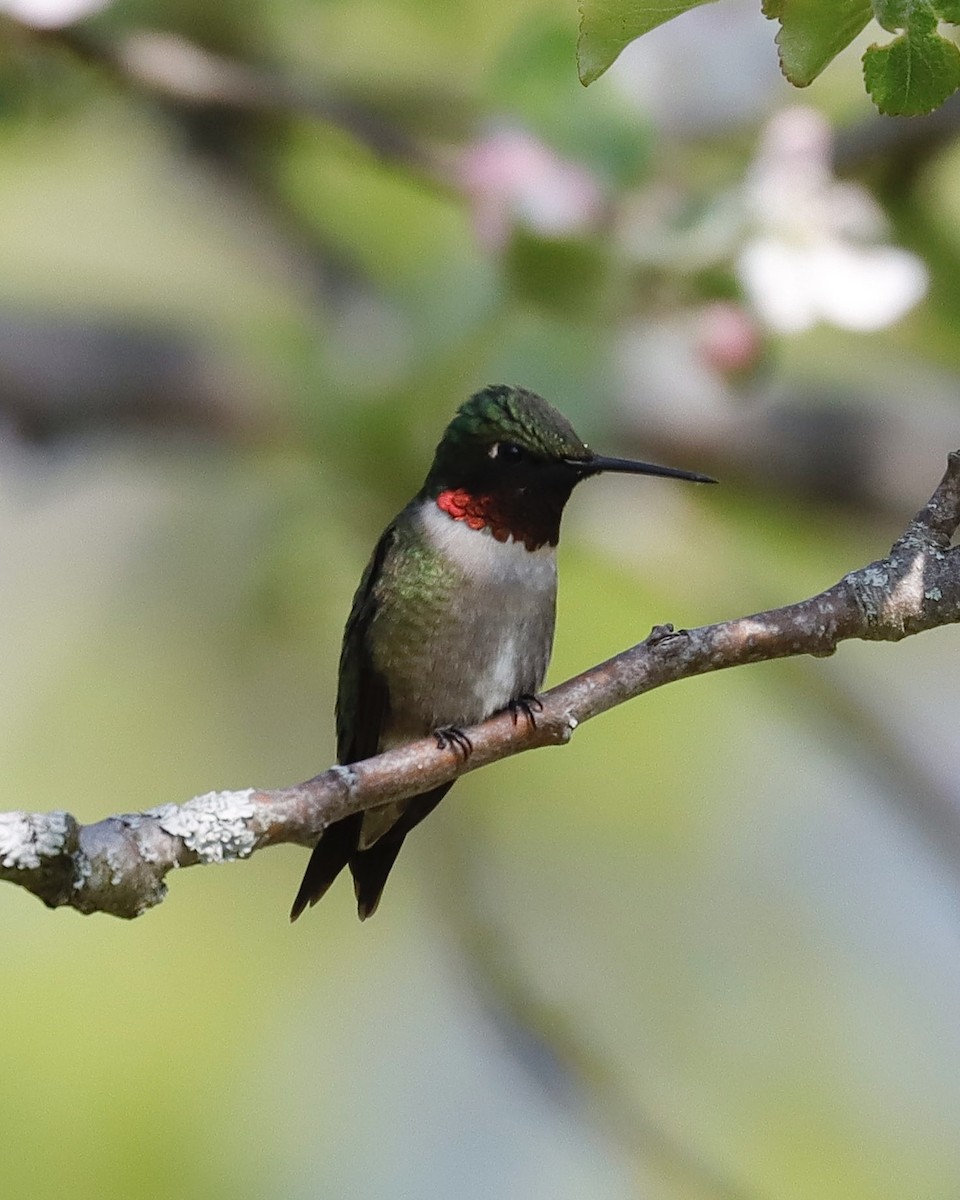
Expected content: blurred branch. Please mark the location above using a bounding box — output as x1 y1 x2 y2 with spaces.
0 313 275 445
14 19 460 308
29 23 452 184
438 837 766 1200
2 450 959 919
780 658 960 881
833 91 960 187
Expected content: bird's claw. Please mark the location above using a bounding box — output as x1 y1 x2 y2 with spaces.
509 694 543 730
435 725 473 760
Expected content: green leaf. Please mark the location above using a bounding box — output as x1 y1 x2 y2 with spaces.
863 24 960 113
577 0 719 86
575 0 960 115
872 0 936 33
761 0 872 87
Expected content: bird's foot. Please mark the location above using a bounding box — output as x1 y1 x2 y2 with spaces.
509 693 543 730
434 725 473 760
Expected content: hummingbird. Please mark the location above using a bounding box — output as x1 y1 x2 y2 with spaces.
291 384 715 922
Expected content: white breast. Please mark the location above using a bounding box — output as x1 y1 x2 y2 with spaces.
419 500 557 589
369 501 558 738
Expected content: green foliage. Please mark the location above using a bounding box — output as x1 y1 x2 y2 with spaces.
873 0 960 27
761 0 872 87
577 0 960 115
577 0 719 85
864 15 960 113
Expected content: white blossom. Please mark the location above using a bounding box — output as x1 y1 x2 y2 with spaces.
737 107 928 333
1 0 111 27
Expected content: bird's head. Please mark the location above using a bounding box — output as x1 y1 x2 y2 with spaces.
422 385 715 550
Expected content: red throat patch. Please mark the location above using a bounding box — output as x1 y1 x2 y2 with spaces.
436 488 545 552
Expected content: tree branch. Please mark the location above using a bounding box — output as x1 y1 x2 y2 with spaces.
2 451 958 919
24 22 452 184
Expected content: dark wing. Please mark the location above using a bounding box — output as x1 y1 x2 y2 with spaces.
335 524 395 765
342 517 452 918
289 524 396 921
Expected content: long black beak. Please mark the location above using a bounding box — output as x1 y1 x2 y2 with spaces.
568 454 717 485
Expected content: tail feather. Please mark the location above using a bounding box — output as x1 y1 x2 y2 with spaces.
291 785 453 921
289 812 363 921
349 785 451 919
350 835 407 921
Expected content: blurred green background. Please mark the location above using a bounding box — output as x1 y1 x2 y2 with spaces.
2 1 960 1198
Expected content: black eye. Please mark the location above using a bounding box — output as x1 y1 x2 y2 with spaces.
491 441 526 463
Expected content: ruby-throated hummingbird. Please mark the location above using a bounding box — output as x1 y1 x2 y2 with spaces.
291 384 715 921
